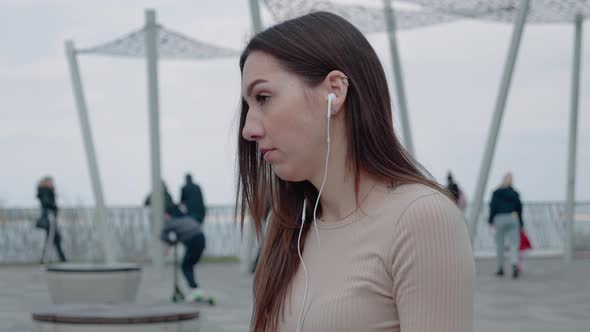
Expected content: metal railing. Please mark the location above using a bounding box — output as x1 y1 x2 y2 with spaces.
469 202 590 257
0 206 243 263
1 202 588 263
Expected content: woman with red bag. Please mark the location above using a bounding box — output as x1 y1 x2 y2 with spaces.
489 173 524 279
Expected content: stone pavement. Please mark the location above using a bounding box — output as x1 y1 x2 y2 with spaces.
1 258 589 331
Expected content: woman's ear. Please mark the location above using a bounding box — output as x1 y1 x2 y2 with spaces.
323 70 348 116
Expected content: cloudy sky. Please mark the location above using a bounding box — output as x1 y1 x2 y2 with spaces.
1 0 588 207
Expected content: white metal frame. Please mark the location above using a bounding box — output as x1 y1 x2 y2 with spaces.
65 9 238 270
65 42 115 264
437 0 586 262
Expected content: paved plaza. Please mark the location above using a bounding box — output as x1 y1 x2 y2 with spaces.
1 257 589 331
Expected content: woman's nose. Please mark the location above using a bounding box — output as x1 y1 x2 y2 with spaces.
242 113 265 141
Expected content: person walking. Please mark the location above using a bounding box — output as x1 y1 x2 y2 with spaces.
489 172 523 279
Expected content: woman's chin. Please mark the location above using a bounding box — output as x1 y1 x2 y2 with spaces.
271 165 306 182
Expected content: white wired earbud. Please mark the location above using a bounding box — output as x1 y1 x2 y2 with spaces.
326 93 335 142
327 92 336 116
313 92 335 237
296 92 335 332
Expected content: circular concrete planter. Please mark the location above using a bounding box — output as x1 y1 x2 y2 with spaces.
45 263 141 304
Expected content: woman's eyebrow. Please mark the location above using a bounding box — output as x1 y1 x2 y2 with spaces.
245 78 269 97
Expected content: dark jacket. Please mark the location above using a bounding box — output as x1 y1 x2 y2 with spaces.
144 188 175 213
489 187 523 228
446 182 460 203
180 181 206 224
37 186 57 212
160 216 202 245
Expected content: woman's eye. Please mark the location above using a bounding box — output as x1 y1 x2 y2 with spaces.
256 95 270 105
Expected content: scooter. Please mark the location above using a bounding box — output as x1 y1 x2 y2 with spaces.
170 234 215 306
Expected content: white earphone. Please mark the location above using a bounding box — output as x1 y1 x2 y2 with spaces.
296 92 335 332
327 92 336 117
326 93 336 143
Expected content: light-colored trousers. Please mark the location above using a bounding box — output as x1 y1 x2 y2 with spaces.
494 213 521 269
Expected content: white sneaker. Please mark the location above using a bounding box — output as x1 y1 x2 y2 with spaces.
186 288 206 302
186 288 215 305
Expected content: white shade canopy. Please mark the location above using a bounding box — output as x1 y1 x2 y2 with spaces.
402 0 590 24
78 25 238 59
263 0 458 33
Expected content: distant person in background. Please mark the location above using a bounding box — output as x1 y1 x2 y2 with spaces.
161 204 206 300
36 176 67 263
446 172 467 211
180 174 206 224
489 172 523 279
144 180 175 212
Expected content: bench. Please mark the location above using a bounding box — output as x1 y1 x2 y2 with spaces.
32 304 200 331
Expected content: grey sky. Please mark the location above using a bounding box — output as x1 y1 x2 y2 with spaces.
0 0 588 207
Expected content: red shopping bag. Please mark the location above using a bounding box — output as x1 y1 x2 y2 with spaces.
520 229 532 251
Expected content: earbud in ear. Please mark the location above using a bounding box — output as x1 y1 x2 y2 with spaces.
327 93 336 118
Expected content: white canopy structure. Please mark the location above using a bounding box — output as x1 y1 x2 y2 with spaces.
65 9 238 271
403 0 589 262
263 0 457 33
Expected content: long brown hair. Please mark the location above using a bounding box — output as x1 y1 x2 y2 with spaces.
236 11 447 331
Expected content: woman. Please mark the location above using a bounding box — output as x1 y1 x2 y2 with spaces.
489 172 523 279
37 176 67 263
236 12 475 331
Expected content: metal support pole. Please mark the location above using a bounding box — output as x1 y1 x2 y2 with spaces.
145 9 164 272
383 0 415 156
468 0 530 244
564 15 583 262
249 0 264 33
65 41 115 264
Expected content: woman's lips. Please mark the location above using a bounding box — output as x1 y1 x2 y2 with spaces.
260 148 275 160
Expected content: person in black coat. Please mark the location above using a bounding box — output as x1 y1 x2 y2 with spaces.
36 176 67 262
144 180 175 212
446 172 460 205
489 172 522 278
180 174 206 224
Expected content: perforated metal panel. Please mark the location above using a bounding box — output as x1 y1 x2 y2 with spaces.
403 0 590 23
263 0 458 33
78 26 238 59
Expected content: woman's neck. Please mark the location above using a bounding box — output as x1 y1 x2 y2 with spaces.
308 133 383 222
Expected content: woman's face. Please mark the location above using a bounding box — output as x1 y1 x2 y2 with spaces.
241 51 328 182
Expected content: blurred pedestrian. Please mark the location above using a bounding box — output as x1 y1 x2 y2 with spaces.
161 204 206 300
144 180 175 212
36 176 67 263
489 172 523 279
446 171 467 211
180 174 206 224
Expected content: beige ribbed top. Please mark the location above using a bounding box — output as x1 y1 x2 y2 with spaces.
278 184 475 332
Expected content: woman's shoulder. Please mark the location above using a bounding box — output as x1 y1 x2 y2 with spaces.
385 183 450 211
380 184 471 269
377 183 464 235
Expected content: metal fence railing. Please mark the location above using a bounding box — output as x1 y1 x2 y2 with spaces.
0 205 243 263
469 202 590 257
1 202 589 263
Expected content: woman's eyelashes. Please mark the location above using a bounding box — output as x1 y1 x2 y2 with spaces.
255 94 270 105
